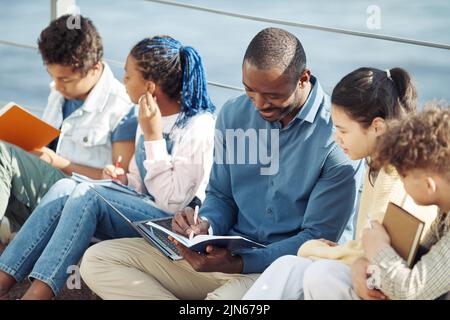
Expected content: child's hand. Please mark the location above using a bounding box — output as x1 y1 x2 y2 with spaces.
138 92 163 141
102 164 128 185
362 221 391 261
318 238 337 247
31 147 70 169
351 257 387 300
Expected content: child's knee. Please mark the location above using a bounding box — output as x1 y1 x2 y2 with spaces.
303 260 338 291
270 255 312 277
72 181 95 196
51 178 79 196
278 255 311 268
0 141 13 167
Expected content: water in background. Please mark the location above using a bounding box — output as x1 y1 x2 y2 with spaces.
0 0 449 115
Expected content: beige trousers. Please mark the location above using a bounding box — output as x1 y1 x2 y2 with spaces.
80 238 260 300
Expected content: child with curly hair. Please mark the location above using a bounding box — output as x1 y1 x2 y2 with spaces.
305 104 450 300
0 15 137 244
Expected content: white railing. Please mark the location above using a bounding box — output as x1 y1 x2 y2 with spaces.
145 0 450 51
1 0 449 111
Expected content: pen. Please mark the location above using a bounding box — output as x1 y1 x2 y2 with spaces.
115 155 122 169
189 205 200 240
114 155 123 180
194 205 199 225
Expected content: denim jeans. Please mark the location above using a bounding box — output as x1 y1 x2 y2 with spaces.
0 178 170 295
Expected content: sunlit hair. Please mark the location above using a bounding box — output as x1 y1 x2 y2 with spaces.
38 15 103 76
372 101 450 181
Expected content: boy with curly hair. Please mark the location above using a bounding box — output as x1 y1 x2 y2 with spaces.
0 15 137 245
304 103 450 300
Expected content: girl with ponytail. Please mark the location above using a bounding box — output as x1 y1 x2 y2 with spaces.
0 36 216 299
243 67 437 300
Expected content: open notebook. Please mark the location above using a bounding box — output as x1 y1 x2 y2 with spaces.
71 173 154 201
382 202 425 267
89 186 265 260
145 219 266 254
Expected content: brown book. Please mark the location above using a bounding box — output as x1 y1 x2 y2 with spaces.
382 202 425 267
0 102 60 151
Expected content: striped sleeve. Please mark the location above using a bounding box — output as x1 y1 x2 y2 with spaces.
372 231 450 300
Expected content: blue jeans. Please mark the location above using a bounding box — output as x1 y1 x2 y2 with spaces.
0 178 170 295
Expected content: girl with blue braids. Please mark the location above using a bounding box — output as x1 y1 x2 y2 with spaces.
0 35 216 300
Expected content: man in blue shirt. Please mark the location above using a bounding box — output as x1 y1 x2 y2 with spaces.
79 27 364 300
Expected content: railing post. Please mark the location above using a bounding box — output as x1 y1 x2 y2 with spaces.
50 0 77 21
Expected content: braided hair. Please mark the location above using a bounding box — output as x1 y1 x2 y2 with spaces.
130 35 215 127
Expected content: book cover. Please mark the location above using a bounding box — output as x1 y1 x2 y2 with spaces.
0 102 60 151
382 202 425 267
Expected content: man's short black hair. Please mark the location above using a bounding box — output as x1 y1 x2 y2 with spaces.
38 14 103 76
243 27 307 80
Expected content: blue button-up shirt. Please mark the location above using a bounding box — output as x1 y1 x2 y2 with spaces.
200 76 364 274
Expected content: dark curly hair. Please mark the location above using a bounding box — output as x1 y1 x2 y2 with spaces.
372 101 450 180
37 14 103 76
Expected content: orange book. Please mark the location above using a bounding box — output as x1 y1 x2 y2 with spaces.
382 202 425 267
0 102 60 151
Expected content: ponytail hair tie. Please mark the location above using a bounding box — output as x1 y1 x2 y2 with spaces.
385 69 392 80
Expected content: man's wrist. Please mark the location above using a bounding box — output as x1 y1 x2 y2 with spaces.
231 255 243 274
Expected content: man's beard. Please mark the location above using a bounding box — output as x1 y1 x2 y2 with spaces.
267 89 303 122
